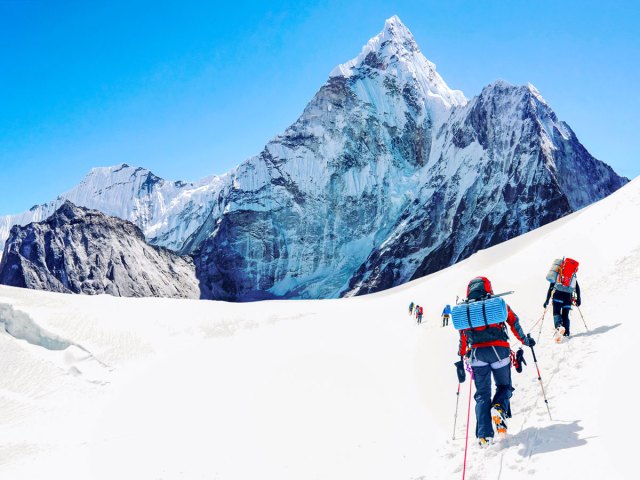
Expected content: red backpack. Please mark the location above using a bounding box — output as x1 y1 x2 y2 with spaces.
555 257 579 293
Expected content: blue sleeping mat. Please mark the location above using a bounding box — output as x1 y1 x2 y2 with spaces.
451 297 508 331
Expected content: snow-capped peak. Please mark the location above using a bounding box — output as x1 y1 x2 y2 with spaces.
481 80 546 104
329 15 424 79
329 15 466 112
382 14 418 44
80 163 156 186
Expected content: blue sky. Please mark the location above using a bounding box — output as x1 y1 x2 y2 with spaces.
1 0 638 214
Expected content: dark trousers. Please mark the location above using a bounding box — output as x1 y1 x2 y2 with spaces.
442 315 450 327
471 346 513 439
552 301 571 335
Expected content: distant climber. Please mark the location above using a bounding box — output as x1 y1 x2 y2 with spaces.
544 258 581 340
442 304 451 327
409 301 415 315
416 305 424 324
453 276 534 446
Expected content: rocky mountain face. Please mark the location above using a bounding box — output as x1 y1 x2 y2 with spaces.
0 202 199 298
188 16 627 300
343 81 628 295
191 18 467 299
0 16 628 300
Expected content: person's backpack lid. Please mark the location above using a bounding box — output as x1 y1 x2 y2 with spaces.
467 276 493 301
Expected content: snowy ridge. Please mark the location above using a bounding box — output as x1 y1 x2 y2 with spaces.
0 164 227 253
0 177 638 479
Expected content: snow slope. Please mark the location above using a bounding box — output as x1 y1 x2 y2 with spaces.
0 175 638 479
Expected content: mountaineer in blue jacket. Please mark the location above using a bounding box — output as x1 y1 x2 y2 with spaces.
442 304 451 327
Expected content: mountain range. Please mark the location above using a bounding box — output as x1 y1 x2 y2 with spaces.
0 16 628 300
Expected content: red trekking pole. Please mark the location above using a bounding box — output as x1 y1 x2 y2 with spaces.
527 305 548 344
534 291 554 343
462 366 474 480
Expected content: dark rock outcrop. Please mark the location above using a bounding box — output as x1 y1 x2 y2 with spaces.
0 202 200 298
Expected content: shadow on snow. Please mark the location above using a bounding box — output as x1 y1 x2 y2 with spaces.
570 323 621 339
504 421 589 457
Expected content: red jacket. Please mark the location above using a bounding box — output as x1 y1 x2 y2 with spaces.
458 305 526 356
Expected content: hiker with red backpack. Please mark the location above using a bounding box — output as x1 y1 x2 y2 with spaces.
452 277 534 446
544 257 581 340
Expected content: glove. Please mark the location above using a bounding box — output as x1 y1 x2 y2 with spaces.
524 334 536 348
543 301 548 309
454 359 466 383
515 348 526 373
576 297 581 307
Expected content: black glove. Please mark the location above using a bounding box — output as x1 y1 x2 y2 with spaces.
525 334 536 348
543 301 548 309
454 359 466 383
576 297 581 307
515 348 526 373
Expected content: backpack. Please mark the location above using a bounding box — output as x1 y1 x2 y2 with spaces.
464 321 509 345
547 257 579 293
545 258 563 283
452 276 511 331
451 296 508 331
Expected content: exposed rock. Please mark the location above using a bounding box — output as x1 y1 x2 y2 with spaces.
0 202 200 298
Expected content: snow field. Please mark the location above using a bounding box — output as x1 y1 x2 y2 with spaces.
0 178 638 479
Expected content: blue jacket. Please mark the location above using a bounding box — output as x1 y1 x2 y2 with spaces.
442 304 451 316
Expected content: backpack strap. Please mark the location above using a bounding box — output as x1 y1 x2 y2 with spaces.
465 304 472 329
481 300 489 327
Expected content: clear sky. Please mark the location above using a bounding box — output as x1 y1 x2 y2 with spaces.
1 0 638 214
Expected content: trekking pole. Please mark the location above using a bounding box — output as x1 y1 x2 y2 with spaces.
536 308 547 344
576 306 589 332
536 290 555 343
527 335 552 420
452 382 461 440
462 368 474 480
527 305 548 344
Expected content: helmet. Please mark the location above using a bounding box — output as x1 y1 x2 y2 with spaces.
467 276 493 300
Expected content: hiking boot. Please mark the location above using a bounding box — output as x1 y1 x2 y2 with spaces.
553 326 566 343
478 437 494 447
491 404 508 438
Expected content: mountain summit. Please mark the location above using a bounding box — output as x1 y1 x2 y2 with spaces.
0 16 628 300
331 16 466 117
